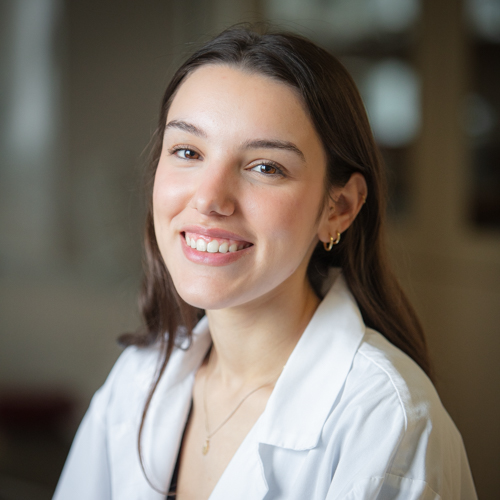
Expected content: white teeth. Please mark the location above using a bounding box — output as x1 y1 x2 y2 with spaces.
207 240 219 253
196 239 207 251
185 233 250 254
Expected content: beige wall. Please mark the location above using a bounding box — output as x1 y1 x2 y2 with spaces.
388 1 500 497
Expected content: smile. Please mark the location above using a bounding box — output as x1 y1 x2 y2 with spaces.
184 232 252 253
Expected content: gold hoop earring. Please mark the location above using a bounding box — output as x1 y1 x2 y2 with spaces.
323 231 341 251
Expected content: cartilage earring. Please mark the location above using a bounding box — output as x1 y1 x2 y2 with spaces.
323 231 341 251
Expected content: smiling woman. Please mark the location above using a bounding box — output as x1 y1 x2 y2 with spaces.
53 27 477 500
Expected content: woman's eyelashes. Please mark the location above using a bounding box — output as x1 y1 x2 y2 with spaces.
167 145 286 178
249 161 285 178
168 146 201 160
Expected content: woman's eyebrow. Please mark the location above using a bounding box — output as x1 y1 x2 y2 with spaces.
165 120 207 138
243 139 305 162
165 121 305 162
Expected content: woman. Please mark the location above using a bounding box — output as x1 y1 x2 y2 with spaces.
54 27 476 499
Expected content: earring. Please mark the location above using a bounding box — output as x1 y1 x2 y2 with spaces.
323 231 341 251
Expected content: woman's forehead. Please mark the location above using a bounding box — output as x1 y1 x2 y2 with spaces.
166 64 322 151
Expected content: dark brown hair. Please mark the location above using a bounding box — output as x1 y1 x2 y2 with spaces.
120 25 431 488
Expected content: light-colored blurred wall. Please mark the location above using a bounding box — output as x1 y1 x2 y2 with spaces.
0 0 498 498
388 1 500 497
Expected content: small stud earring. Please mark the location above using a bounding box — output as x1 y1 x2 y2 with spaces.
324 231 341 251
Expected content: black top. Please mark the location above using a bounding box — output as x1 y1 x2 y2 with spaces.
166 402 192 499
166 447 181 499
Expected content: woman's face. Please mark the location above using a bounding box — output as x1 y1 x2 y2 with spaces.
153 64 329 310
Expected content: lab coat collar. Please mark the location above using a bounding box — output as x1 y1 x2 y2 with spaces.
176 271 366 452
255 272 366 450
140 272 365 498
139 316 212 497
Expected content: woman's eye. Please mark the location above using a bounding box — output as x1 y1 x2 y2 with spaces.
172 148 200 160
250 163 283 176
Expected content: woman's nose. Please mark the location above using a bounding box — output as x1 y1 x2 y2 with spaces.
189 161 236 217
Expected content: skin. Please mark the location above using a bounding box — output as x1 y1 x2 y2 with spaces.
153 64 367 499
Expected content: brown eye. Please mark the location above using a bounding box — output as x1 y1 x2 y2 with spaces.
257 164 277 174
177 149 200 160
250 163 283 176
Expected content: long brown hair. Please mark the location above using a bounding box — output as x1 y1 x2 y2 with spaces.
119 25 432 488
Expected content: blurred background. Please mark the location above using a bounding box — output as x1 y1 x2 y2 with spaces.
0 0 499 498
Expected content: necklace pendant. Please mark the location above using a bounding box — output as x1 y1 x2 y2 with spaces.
202 438 210 455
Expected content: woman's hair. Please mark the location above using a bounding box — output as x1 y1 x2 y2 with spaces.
119 25 432 485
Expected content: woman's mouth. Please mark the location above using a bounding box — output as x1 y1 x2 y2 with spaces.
183 232 252 254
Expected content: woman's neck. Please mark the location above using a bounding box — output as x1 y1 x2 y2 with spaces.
205 274 320 390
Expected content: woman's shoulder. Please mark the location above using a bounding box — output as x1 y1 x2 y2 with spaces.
346 328 454 434
90 325 212 420
110 344 163 385
355 328 440 416
335 328 474 497
84 345 162 422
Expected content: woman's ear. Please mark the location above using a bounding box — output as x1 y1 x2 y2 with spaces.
318 173 367 245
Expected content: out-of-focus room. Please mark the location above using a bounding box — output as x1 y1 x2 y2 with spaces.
0 0 499 498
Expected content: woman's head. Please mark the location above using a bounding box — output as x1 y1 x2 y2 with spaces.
150 27 378 303
125 25 430 379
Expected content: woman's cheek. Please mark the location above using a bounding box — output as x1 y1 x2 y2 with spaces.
260 188 315 238
153 167 191 218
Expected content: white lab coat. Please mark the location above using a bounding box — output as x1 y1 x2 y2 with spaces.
53 274 477 500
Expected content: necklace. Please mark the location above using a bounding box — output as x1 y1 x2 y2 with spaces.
201 352 278 455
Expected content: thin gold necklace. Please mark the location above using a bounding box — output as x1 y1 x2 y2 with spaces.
201 352 278 455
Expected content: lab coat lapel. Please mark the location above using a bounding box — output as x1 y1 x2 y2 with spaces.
111 317 212 500
255 274 364 496
256 274 365 452
210 273 365 500
210 437 269 500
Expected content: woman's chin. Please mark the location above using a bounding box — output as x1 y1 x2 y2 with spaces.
173 283 240 311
